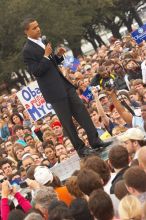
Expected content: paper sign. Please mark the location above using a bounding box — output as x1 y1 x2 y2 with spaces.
17 81 55 121
50 153 80 181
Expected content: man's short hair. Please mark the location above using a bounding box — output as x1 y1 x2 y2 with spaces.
55 143 65 148
82 155 110 185
23 126 31 131
24 133 34 140
33 186 58 210
66 176 84 198
88 108 98 115
124 166 146 193
8 210 25 220
0 158 12 169
49 206 74 220
24 213 44 220
26 165 37 180
108 144 129 169
77 168 103 196
89 189 114 220
13 125 24 134
114 180 128 200
42 141 54 149
22 18 35 31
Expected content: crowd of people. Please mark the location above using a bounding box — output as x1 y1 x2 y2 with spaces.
0 34 146 219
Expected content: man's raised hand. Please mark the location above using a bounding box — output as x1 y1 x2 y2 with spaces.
44 43 52 57
56 47 66 57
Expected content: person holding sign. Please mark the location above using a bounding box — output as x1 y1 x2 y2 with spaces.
22 18 112 157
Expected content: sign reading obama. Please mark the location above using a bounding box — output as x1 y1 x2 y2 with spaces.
17 81 55 121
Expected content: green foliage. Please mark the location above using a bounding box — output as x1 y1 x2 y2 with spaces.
0 0 144 83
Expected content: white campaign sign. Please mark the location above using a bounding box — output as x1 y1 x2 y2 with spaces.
17 81 55 121
50 153 80 181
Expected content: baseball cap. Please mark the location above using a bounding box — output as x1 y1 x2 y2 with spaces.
114 40 121 46
118 128 145 142
11 88 17 93
84 65 91 71
98 93 107 100
117 95 128 101
34 166 53 185
50 121 62 129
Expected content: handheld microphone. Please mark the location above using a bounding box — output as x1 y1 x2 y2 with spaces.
41 35 48 45
42 35 54 59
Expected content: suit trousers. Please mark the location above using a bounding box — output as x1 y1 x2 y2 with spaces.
51 88 98 150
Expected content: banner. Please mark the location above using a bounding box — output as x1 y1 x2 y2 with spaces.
131 24 146 44
17 81 55 121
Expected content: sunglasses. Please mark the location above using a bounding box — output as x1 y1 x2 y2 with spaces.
3 116 8 119
67 148 75 153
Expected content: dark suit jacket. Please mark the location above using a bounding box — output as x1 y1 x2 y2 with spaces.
22 39 74 103
110 166 129 194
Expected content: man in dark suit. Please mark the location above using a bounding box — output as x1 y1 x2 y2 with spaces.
22 18 111 157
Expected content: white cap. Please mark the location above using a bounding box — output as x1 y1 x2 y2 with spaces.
22 153 31 160
34 166 53 185
11 88 17 93
114 40 121 46
118 128 145 142
98 93 107 100
84 65 91 71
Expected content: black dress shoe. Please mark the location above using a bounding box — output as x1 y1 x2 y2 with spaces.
92 139 113 149
77 147 99 158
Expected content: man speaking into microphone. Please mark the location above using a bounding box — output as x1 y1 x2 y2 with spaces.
22 18 112 157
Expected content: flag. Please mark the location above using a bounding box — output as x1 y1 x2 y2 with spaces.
63 56 80 72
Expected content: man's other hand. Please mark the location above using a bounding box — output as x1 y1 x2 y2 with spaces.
57 47 66 57
44 43 52 57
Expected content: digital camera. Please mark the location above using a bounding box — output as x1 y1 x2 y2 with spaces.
103 79 115 90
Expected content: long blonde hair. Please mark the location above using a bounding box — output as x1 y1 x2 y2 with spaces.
119 195 142 220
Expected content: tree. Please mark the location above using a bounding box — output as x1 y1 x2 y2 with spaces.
0 0 145 88
114 0 144 27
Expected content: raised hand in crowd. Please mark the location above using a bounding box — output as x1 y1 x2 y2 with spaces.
25 178 40 190
1 180 10 198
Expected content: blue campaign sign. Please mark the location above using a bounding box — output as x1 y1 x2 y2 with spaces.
63 56 80 72
82 86 93 102
131 24 146 44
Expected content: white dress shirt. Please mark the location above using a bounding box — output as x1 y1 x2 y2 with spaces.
28 37 45 49
28 37 51 60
